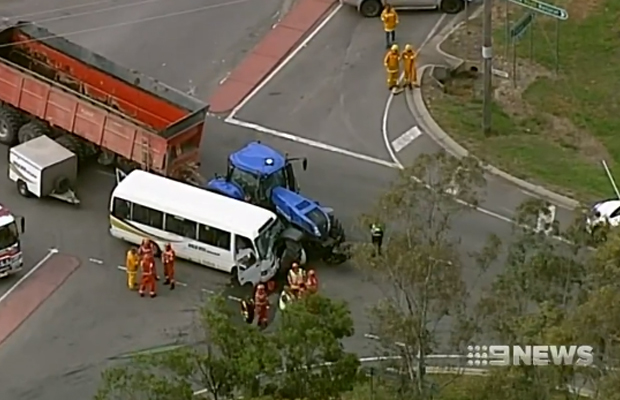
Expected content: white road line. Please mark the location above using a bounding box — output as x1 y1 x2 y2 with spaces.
226 117 398 169
89 258 103 264
391 126 422 153
226 3 343 119
0 248 59 304
116 265 188 287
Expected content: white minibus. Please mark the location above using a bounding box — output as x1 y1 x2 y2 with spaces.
109 170 281 286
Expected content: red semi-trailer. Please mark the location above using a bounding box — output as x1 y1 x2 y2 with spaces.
0 21 208 179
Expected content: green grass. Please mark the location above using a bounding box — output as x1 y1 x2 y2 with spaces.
426 0 620 201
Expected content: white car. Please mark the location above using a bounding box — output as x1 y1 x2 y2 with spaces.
340 0 466 17
586 199 620 233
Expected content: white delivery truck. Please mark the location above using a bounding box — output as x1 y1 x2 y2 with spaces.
9 135 79 204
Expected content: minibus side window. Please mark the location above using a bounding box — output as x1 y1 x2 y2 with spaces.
132 203 164 229
198 224 231 251
112 198 131 219
165 214 198 239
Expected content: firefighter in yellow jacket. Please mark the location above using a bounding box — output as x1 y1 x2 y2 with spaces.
125 247 139 290
381 4 399 48
384 44 400 90
401 44 418 88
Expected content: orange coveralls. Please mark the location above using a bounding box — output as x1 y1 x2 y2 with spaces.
139 255 156 297
254 287 269 327
138 240 159 280
306 271 318 294
162 248 176 289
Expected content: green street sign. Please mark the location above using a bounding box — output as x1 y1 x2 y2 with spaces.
510 12 535 40
507 0 568 20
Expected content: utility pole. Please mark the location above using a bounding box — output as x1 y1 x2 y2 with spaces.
482 0 493 135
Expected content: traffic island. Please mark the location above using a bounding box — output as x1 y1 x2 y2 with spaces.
421 0 620 202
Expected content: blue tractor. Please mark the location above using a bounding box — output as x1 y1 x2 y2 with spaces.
205 141 347 265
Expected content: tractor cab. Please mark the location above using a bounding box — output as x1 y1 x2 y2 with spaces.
206 142 306 208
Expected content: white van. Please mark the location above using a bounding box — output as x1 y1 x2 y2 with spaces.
109 170 281 286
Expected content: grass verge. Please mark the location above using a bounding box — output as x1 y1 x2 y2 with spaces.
422 0 620 202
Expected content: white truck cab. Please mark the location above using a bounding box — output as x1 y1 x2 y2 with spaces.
0 205 25 278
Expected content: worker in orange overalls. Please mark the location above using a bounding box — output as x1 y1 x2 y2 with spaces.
381 3 399 48
384 44 400 90
287 262 306 298
305 269 318 295
138 238 159 280
254 283 269 328
125 247 139 290
162 243 176 290
139 253 157 298
401 44 418 88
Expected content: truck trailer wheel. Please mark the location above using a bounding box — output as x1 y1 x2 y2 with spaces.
17 180 30 197
18 121 48 144
54 134 79 154
0 108 23 146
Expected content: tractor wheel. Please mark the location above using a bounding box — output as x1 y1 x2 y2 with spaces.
18 121 48 144
328 216 346 245
0 107 23 145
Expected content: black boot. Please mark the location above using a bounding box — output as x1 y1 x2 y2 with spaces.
150 292 157 298
170 281 175 290
140 292 145 297
164 278 170 285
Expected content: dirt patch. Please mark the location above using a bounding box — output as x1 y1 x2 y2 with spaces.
424 3 616 199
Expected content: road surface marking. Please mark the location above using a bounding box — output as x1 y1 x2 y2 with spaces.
0 248 58 304
89 258 103 264
115 265 188 287
391 126 423 153
226 118 398 169
226 3 343 118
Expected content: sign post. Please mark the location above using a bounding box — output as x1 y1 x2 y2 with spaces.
505 0 568 76
509 12 535 86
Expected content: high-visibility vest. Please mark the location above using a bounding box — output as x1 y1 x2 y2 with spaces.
371 224 383 237
288 269 305 284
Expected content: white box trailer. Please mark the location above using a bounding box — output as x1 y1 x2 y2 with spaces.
9 135 79 204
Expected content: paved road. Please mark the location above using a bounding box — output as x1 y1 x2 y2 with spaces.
0 0 289 96
235 8 452 161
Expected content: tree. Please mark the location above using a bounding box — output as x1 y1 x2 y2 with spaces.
95 294 278 400
273 294 360 400
96 293 360 400
352 151 495 399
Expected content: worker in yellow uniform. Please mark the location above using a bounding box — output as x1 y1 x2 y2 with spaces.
401 44 418 89
384 44 400 90
381 4 399 48
125 247 139 290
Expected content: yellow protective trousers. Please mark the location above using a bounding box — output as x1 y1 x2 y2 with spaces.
127 271 137 290
387 70 399 89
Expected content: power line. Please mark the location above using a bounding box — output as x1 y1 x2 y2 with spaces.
0 0 251 49
7 0 183 29
6 0 120 19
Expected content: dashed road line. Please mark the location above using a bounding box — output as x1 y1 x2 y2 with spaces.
391 126 423 152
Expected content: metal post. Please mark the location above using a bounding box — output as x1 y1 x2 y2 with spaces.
602 160 620 200
504 1 509 57
555 19 560 74
529 19 534 62
482 0 493 135
512 41 517 87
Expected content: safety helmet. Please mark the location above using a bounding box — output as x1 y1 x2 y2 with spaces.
308 269 316 276
257 283 265 291
165 243 172 251
404 44 412 51
292 262 299 269
141 238 149 246
390 44 399 52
